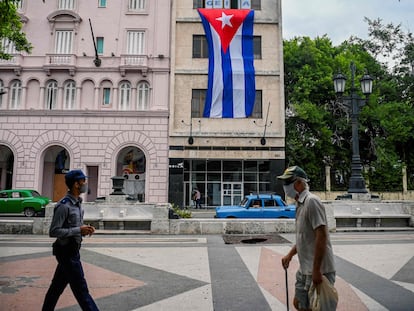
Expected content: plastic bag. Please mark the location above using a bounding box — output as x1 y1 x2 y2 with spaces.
308 275 338 311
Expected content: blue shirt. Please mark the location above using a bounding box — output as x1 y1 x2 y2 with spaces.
49 192 84 245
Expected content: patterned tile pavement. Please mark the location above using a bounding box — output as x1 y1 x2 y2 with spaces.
0 232 413 311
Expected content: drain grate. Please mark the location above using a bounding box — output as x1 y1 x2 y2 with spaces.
222 234 291 245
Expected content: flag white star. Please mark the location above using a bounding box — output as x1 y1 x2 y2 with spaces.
216 12 233 29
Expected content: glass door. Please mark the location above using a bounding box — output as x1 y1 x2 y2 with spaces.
222 182 242 205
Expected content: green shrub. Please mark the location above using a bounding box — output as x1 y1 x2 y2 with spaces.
170 204 192 218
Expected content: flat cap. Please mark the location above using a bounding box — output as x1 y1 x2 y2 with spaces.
277 166 308 181
65 169 87 182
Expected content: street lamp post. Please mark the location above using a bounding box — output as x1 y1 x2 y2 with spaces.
333 62 373 194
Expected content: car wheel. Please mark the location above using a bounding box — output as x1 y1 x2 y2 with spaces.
226 216 236 219
24 207 35 217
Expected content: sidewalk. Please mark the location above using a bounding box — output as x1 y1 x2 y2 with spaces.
0 232 413 311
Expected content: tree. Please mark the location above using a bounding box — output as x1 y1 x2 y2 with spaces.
349 18 414 191
284 17 414 192
0 0 32 60
283 36 383 190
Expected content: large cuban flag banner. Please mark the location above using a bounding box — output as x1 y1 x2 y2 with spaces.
198 9 255 118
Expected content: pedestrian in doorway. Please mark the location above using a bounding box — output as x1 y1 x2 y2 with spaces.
42 169 99 311
278 166 336 311
192 188 201 209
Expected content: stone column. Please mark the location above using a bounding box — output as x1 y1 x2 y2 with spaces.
402 164 408 194
325 165 331 192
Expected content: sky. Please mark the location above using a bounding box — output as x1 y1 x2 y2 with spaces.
281 0 414 45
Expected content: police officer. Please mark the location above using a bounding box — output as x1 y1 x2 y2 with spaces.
42 169 99 311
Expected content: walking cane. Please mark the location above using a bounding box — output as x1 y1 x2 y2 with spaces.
285 267 289 311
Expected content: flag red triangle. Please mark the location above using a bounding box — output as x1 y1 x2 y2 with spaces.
198 9 251 53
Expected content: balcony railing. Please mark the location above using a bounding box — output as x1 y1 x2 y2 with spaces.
119 55 148 76
121 55 148 66
43 54 77 76
46 54 77 66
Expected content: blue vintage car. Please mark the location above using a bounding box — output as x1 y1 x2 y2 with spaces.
215 194 296 219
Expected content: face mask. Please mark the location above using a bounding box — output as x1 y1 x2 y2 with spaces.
283 182 298 199
79 183 88 194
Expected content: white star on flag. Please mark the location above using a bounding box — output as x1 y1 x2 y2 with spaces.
216 12 233 29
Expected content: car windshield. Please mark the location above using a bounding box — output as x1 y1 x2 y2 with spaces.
240 198 249 207
30 191 41 197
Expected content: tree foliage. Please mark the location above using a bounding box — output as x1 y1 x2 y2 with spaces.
284 19 414 192
0 0 32 59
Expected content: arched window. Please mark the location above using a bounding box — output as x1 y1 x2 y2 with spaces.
45 80 58 110
119 81 131 110
63 80 76 109
137 81 150 110
100 80 113 106
9 80 22 109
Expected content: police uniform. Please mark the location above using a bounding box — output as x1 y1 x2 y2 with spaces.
42 189 99 311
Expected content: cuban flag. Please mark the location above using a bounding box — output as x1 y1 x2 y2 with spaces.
198 9 255 118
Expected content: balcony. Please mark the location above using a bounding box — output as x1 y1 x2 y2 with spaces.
119 55 148 76
0 55 23 75
43 54 77 76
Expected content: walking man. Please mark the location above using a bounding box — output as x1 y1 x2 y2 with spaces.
278 166 336 311
42 169 99 311
193 188 201 209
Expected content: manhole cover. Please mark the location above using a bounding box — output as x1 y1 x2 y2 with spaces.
222 234 290 245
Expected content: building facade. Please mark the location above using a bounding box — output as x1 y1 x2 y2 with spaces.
169 0 286 207
0 0 171 203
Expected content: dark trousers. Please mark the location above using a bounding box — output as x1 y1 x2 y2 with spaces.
42 249 99 311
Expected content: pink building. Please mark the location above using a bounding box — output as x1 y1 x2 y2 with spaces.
0 0 171 203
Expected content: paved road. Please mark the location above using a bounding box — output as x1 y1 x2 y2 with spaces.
0 232 413 311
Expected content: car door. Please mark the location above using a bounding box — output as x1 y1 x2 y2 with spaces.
0 191 10 213
263 199 281 218
8 191 24 214
246 199 263 217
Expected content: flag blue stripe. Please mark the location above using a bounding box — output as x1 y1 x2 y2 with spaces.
221 47 233 117
199 13 214 117
242 10 255 116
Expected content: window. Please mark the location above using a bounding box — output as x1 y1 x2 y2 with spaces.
58 0 75 9
0 80 3 108
63 80 76 109
119 81 131 110
55 30 73 54
101 80 113 106
137 81 150 110
103 88 111 105
193 0 203 8
15 0 23 9
127 31 145 55
45 80 58 110
1 38 17 55
128 0 145 11
9 80 22 109
98 0 107 7
251 90 262 118
251 0 261 10
193 35 208 58
191 89 206 118
253 36 261 59
96 37 104 54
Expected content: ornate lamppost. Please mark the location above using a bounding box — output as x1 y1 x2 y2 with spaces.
333 62 373 194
